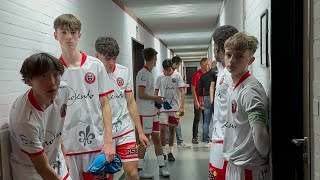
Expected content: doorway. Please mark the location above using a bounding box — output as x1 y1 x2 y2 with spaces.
131 38 144 98
185 67 197 94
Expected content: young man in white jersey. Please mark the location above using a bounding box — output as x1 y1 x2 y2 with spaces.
54 14 115 180
95 36 150 180
155 59 185 162
136 48 170 178
9 53 71 180
208 25 238 180
223 32 269 180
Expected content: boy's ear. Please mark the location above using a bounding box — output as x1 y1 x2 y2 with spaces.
54 31 58 40
25 78 32 86
248 56 255 65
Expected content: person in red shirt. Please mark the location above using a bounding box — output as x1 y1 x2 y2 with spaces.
191 57 211 144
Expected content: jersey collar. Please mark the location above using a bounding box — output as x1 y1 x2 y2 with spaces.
233 71 251 90
59 51 87 67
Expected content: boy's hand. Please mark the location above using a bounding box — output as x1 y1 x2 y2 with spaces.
194 100 200 109
177 108 184 117
138 133 150 148
155 96 164 104
156 109 160 116
101 143 115 163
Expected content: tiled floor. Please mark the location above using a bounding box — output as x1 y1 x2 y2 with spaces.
117 95 213 180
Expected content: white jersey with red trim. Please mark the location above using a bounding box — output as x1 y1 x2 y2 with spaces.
155 71 184 112
107 63 134 137
136 66 156 116
10 82 68 170
223 72 269 167
60 52 114 155
211 62 232 141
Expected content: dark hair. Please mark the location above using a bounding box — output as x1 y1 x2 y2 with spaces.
143 48 158 62
54 14 81 32
20 53 64 84
212 25 238 50
171 56 182 64
95 36 120 58
162 59 173 70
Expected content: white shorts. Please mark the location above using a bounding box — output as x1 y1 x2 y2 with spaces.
209 140 227 180
11 155 70 180
112 129 138 162
159 112 179 126
226 161 269 180
140 115 159 134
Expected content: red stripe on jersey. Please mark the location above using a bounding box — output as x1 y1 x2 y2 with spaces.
112 64 116 73
144 66 151 72
63 173 69 180
215 140 224 144
234 71 251 90
21 148 44 156
80 51 87 66
125 90 132 93
28 90 43 112
140 114 157 117
99 90 115 97
138 85 146 88
113 129 134 139
179 86 186 89
66 149 101 156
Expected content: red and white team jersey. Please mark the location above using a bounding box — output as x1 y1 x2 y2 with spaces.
10 82 70 179
136 66 156 116
211 62 232 141
155 70 185 112
60 52 114 155
107 63 134 138
223 71 269 167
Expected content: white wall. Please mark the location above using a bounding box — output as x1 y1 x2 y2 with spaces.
312 0 320 178
219 0 244 30
0 0 170 126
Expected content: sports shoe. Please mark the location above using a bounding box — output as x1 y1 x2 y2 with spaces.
138 169 154 179
159 163 170 177
177 142 192 148
167 153 175 161
204 141 212 148
192 138 199 144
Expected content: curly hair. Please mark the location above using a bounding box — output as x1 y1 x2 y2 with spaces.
224 32 259 55
95 36 120 58
212 25 238 50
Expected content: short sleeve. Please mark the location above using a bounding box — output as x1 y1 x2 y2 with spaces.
136 71 147 88
191 72 197 86
177 74 185 88
125 70 133 93
97 61 114 97
11 122 44 156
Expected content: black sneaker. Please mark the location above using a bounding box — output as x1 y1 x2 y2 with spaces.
192 138 199 144
168 153 175 161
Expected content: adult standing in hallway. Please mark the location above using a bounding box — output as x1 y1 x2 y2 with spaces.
95 36 150 180
191 58 211 144
208 25 238 180
136 48 171 178
223 32 269 180
198 61 217 145
169 56 191 148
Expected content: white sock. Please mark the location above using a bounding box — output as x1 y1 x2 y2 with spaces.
162 145 167 155
138 159 144 169
157 155 165 167
168 146 173 154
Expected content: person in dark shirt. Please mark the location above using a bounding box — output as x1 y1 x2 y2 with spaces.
198 61 217 144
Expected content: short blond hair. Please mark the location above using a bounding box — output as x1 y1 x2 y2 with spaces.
54 14 81 32
224 32 259 55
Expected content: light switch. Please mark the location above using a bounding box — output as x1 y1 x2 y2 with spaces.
314 99 320 116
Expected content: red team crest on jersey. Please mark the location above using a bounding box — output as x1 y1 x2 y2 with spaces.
172 78 176 83
117 77 124 87
231 99 237 113
60 104 67 118
84 72 96 84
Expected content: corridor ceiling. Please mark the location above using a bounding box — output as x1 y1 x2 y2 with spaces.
119 0 224 61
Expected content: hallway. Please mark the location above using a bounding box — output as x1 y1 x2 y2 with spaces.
118 95 212 180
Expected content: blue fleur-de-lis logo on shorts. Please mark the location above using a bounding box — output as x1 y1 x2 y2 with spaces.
79 125 95 147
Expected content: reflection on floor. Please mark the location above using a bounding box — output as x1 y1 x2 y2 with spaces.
117 95 213 180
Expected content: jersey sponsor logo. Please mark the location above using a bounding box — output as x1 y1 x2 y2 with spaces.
67 87 94 106
44 130 62 149
112 120 123 133
231 99 237 113
108 92 124 100
84 72 96 84
172 78 176 83
116 77 124 87
60 104 67 118
26 109 33 121
222 121 237 129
